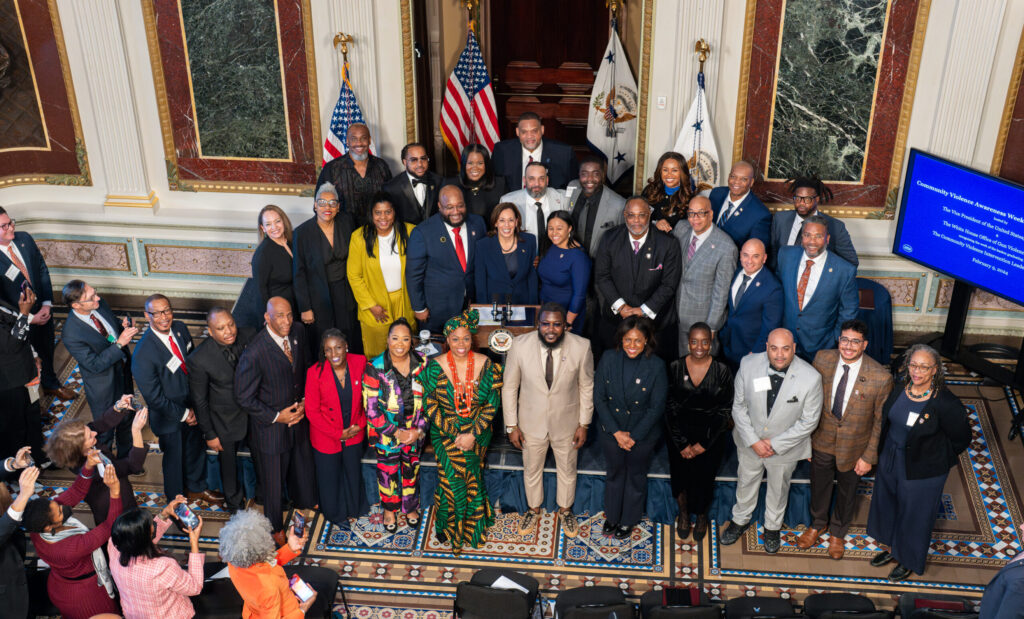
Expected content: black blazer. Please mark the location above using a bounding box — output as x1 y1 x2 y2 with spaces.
594 225 682 329
61 299 133 416
0 231 52 310
879 387 971 480
187 327 255 443
0 303 34 391
473 233 539 305
292 214 357 331
442 176 508 222
0 467 28 619
383 170 443 225
251 237 295 310
491 138 578 190
130 321 194 436
594 349 668 442
235 326 310 455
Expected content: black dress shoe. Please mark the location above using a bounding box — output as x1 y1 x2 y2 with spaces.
870 550 894 567
763 528 781 554
436 528 448 544
614 525 632 540
602 520 617 535
719 520 751 546
692 514 709 541
888 564 913 581
675 512 691 539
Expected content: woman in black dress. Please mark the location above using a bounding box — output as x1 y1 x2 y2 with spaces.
664 323 733 541
641 151 693 233
443 144 507 222
293 182 362 354
251 204 296 310
866 344 970 581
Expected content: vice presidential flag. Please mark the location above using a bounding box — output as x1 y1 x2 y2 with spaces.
322 60 371 166
587 29 638 184
673 71 720 193
440 27 500 162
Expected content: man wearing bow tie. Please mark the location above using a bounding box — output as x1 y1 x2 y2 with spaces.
720 328 822 553
383 142 442 225
797 319 892 559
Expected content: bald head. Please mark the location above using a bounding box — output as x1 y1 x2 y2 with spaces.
739 238 768 275
438 185 466 227
766 328 796 371
727 161 756 200
687 195 713 234
265 296 293 338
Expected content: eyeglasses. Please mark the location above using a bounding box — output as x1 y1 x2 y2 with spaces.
839 337 864 345
687 210 712 218
908 363 935 372
794 195 818 204
406 156 429 163
0 219 14 231
146 308 173 317
316 199 340 208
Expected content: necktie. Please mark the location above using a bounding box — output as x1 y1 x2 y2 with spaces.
632 240 640 254
90 314 110 340
766 370 785 413
720 201 735 224
452 226 467 271
545 348 553 389
832 364 850 420
168 336 188 374
687 234 698 260
734 274 751 305
282 337 294 365
528 154 534 164
534 201 545 239
5 246 30 284
797 259 814 310
223 344 238 368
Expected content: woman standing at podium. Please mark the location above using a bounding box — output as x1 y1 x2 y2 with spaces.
537 211 590 334
473 203 538 306
422 310 502 554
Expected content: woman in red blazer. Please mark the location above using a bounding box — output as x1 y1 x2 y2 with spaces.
305 328 368 525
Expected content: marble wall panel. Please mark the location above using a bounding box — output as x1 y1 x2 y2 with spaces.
35 237 133 272
140 241 253 279
933 278 1024 312
862 275 921 308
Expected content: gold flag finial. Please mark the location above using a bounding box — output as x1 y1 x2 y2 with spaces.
695 38 710 73
463 0 478 30
333 33 353 64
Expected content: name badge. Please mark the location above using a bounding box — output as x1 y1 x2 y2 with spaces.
906 412 920 427
166 356 182 373
753 376 772 392
4 264 20 281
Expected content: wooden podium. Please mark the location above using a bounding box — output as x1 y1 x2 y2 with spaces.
469 304 539 350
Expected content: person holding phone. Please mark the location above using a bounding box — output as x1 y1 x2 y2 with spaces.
108 495 207 619
0 282 43 466
305 328 368 526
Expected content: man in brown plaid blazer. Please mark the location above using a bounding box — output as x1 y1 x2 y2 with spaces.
797 319 893 559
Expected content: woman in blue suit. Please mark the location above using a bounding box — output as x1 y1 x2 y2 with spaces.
595 316 667 539
537 211 590 334
474 203 538 306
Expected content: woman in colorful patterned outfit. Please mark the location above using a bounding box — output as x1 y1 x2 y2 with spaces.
362 318 429 532
421 309 502 554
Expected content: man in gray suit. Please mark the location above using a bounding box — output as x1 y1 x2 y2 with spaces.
566 155 625 258
673 196 738 355
500 161 569 249
720 328 823 553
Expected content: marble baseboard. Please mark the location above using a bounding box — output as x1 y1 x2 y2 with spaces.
139 240 253 279
35 236 134 274
932 278 1024 313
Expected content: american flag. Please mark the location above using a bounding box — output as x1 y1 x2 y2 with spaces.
322 60 371 166
440 28 499 162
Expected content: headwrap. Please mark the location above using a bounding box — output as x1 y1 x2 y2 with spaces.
443 308 479 337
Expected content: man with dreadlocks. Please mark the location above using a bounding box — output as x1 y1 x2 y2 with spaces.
769 175 858 269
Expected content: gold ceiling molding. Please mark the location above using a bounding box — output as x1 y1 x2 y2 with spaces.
632 0 654 193
400 0 415 143
991 23 1024 176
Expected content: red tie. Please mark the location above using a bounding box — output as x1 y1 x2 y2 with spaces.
90 314 109 339
452 226 467 271
168 336 188 374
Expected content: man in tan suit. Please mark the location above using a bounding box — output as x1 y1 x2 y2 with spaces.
502 302 594 538
797 319 893 559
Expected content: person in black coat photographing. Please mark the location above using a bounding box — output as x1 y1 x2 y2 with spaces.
866 344 971 581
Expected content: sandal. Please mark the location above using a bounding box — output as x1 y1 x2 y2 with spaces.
406 512 420 527
383 512 397 533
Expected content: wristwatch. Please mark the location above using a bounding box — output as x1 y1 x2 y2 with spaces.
505 425 517 434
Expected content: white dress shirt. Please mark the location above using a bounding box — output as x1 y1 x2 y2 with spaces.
611 231 656 319
521 142 544 180
74 309 115 339
787 212 809 246
407 172 426 206
521 192 552 241
732 266 762 305
831 355 863 417
1 241 51 307
796 250 828 305
266 324 291 356
377 229 403 292
150 328 191 421
718 191 750 224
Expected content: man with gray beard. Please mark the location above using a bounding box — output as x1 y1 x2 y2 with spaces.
316 122 393 226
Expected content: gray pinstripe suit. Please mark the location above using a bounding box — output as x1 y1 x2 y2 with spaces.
672 222 737 355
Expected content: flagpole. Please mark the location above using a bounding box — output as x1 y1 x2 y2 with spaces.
463 0 479 147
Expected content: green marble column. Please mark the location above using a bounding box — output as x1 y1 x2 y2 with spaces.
767 0 888 182
181 0 289 159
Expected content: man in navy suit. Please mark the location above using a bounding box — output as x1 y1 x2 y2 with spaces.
491 112 578 191
709 161 771 250
132 294 222 504
980 529 1024 618
778 216 859 361
406 185 486 333
0 207 76 401
719 238 783 368
769 176 858 268
235 297 317 538
61 279 138 457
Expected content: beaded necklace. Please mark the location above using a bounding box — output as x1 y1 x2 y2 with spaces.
446 350 477 418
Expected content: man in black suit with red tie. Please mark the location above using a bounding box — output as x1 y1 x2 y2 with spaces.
235 296 318 541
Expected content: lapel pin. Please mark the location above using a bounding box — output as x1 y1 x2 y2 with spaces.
710 244 715 250
755 282 761 287
440 236 447 243
635 378 641 384
559 253 564 258
828 267 833 272
645 253 651 260
472 231 476 236
924 413 930 419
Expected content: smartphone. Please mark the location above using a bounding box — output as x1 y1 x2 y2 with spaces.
20 280 32 293
289 574 315 603
173 502 200 530
96 452 113 477
292 511 307 538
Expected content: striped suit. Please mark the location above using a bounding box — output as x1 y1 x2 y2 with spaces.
235 325 318 531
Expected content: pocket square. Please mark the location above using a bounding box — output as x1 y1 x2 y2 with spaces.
648 263 663 271
787 396 798 403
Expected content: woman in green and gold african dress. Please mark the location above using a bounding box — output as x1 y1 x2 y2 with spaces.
421 309 502 554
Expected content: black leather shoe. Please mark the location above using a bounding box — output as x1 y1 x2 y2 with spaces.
614 525 632 540
719 520 751 546
436 528 448 544
602 520 617 535
675 512 691 539
888 564 913 581
870 550 894 567
763 528 781 554
692 514 709 541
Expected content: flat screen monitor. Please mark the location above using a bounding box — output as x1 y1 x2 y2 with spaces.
893 148 1024 306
